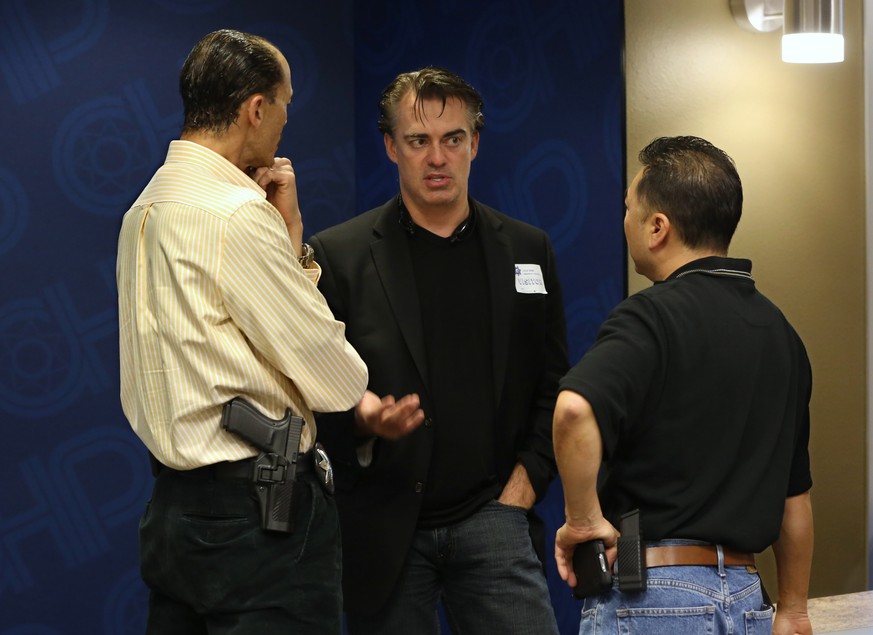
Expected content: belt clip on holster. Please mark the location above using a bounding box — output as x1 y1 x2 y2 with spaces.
617 509 647 592
220 397 305 534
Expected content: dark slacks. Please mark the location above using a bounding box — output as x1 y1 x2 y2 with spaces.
140 467 341 634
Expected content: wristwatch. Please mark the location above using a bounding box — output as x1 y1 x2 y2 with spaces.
298 242 315 268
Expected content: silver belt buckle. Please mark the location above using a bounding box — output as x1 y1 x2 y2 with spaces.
313 442 334 494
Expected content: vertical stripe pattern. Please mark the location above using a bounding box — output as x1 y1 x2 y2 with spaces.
117 141 368 469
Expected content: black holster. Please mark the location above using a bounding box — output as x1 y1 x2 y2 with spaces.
220 397 305 533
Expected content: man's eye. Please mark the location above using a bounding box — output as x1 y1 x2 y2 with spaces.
410 139 426 147
446 137 460 146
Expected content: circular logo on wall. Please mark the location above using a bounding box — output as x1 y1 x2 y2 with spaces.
52 96 158 217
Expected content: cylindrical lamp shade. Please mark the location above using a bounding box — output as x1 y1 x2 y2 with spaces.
782 0 844 63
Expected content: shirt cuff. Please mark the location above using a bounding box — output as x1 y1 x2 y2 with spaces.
301 261 321 284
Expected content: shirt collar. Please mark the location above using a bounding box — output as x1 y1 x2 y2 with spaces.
165 140 266 199
665 256 753 282
396 194 478 243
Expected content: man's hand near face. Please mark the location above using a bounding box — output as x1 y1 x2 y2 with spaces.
252 157 303 254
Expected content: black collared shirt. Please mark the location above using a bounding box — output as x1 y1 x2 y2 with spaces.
559 256 812 552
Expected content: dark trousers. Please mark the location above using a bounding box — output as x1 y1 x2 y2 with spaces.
140 467 341 634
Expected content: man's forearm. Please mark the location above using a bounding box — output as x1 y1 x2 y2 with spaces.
773 491 814 613
553 390 604 527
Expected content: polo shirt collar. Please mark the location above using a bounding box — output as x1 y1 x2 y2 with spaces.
666 256 753 282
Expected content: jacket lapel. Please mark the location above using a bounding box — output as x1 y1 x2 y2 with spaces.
478 205 513 409
370 201 430 389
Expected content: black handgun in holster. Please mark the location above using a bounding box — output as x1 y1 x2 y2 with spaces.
220 397 304 533
617 509 647 592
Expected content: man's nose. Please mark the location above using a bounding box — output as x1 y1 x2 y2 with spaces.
427 144 446 166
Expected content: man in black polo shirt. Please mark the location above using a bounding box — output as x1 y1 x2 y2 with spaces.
553 136 813 635
310 67 567 634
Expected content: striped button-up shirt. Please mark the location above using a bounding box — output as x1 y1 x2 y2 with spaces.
117 140 367 469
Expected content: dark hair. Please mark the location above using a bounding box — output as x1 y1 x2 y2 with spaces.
636 136 743 252
180 29 284 134
377 66 484 136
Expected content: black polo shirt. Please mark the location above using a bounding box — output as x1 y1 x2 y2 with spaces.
559 256 812 553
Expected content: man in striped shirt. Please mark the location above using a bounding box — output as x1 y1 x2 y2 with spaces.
117 29 368 634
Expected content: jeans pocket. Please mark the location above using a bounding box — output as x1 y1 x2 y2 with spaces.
743 605 774 634
181 511 253 545
490 498 528 513
616 605 716 634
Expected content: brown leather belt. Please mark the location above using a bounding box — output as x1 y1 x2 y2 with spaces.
645 545 755 568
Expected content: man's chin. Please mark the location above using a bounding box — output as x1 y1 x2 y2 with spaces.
422 188 461 204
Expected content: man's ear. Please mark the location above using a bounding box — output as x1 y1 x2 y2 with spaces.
648 212 671 249
384 132 399 165
244 94 265 129
470 131 479 161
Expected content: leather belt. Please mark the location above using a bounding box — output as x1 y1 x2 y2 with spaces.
152 451 313 480
645 545 755 568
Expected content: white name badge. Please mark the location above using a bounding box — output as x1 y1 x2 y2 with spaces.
514 264 548 294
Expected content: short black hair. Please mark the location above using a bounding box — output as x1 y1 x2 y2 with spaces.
179 29 284 134
637 136 743 252
377 66 484 136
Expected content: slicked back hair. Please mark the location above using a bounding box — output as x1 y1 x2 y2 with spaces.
377 66 484 137
180 29 284 135
636 136 743 253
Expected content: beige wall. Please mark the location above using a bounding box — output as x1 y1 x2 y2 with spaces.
624 0 867 597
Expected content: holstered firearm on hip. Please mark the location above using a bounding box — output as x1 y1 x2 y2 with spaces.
220 397 304 533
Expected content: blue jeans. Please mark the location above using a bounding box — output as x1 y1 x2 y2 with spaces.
347 500 559 635
578 540 773 635
140 468 342 634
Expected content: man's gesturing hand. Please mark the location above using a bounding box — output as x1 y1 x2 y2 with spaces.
355 390 425 440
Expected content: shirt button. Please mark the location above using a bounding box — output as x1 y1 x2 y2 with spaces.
415 482 424 493
424 418 433 428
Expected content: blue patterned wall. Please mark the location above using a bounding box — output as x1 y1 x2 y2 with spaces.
0 1 623 632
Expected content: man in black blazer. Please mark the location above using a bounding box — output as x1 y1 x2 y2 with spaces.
310 67 567 635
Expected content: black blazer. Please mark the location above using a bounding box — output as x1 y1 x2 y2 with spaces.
310 196 568 615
